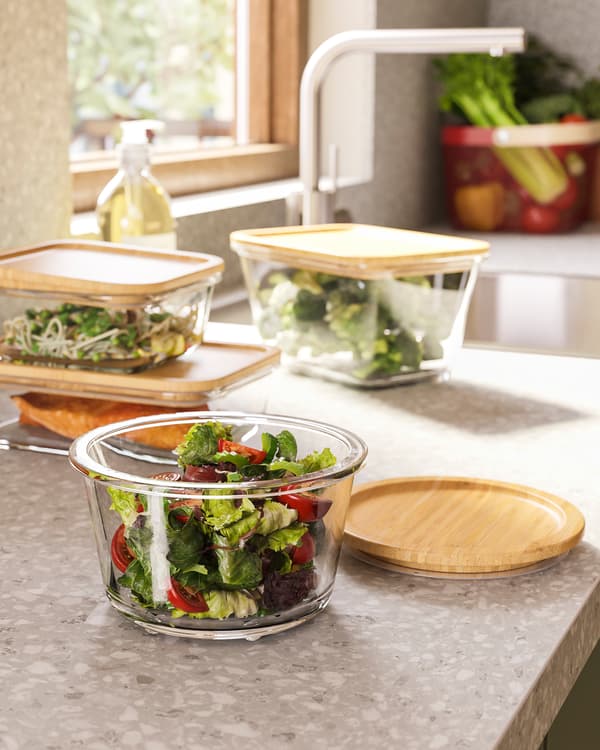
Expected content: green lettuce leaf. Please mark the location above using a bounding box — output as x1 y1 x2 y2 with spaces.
118 558 154 605
107 486 138 526
261 432 278 462
262 522 307 552
166 516 205 571
175 421 232 467
214 538 263 589
125 523 153 574
176 563 211 592
212 451 250 469
220 510 261 545
276 430 298 460
172 590 259 620
300 447 336 474
202 494 255 530
254 500 297 536
267 460 305 475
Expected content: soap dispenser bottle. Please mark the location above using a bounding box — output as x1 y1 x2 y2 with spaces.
96 119 177 248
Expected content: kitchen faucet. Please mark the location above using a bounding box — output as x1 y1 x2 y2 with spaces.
298 27 526 225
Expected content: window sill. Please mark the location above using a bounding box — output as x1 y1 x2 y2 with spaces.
72 143 299 213
70 175 365 237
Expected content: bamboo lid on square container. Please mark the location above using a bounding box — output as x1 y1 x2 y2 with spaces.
230 224 489 278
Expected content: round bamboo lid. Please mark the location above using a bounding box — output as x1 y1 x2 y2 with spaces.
344 476 585 574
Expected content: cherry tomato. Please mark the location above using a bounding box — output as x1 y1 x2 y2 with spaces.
167 578 209 613
183 464 219 482
521 205 561 234
292 531 315 565
217 439 267 465
550 177 578 211
560 113 587 123
279 485 333 522
110 524 135 573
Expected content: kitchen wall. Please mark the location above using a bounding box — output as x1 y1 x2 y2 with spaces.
0 1 71 248
1 0 597 280
488 0 600 78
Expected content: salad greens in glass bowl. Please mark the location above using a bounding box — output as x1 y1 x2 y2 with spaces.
69 412 367 639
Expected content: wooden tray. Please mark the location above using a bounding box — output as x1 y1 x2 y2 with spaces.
0 338 280 407
344 476 585 574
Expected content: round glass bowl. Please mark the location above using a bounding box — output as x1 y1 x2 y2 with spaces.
69 411 367 640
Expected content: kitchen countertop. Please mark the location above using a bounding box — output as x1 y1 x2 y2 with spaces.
431 222 600 278
2 344 600 750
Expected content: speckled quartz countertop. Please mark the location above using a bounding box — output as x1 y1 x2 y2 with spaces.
2 344 600 750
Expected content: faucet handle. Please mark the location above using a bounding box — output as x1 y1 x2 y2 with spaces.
325 143 338 196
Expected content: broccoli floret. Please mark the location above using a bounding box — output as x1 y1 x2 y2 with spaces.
292 289 327 321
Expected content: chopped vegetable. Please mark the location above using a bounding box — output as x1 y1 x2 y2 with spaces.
257 268 459 381
1 302 196 366
113 420 337 621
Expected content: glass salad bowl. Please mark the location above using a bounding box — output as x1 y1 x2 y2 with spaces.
69 411 367 640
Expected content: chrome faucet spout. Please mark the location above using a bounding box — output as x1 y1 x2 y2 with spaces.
299 27 526 225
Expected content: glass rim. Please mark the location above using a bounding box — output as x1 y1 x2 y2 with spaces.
69 410 368 494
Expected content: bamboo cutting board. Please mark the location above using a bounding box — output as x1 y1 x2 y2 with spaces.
344 476 585 574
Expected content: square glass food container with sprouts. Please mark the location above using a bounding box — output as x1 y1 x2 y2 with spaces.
230 224 489 387
0 240 224 373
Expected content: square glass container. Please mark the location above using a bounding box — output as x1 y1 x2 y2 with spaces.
69 411 367 640
230 224 489 387
0 240 224 372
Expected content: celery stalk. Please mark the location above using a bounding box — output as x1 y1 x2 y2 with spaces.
436 53 569 204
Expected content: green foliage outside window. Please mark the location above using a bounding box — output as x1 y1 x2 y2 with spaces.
68 0 235 144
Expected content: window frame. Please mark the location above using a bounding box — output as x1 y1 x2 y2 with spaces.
71 0 307 212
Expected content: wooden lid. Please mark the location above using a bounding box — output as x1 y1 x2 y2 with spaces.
0 240 224 299
0 336 279 407
231 224 489 277
344 476 585 573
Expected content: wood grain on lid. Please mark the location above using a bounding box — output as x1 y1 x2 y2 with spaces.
344 476 585 573
0 340 279 407
0 240 224 298
231 224 489 276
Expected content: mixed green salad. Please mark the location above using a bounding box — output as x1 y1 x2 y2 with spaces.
1 302 195 365
108 421 336 620
256 268 464 380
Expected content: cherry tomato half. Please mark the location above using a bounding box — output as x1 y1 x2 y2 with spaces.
550 177 578 211
560 113 587 123
279 485 333 522
110 524 135 573
521 205 561 234
292 531 315 565
167 579 209 613
217 439 267 465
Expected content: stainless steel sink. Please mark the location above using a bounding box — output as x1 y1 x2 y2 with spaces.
466 272 600 358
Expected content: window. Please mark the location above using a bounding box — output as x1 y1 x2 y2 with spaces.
68 0 307 211
68 0 236 155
